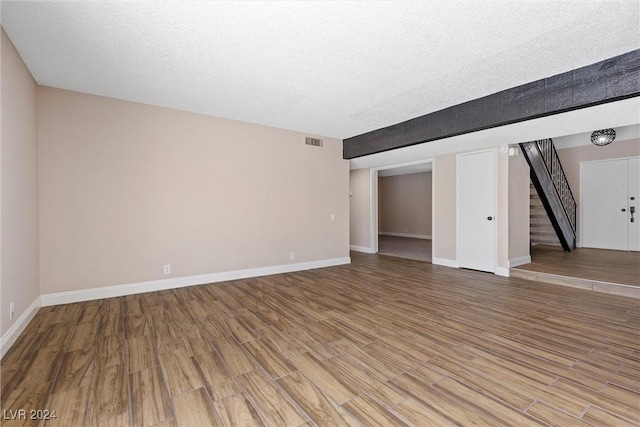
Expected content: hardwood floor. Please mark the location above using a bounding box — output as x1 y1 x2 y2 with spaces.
512 245 640 298
2 252 639 426
377 235 432 263
517 245 640 287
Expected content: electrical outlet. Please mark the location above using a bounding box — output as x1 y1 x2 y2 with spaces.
9 302 14 320
330 214 335 222
289 252 295 261
163 264 171 275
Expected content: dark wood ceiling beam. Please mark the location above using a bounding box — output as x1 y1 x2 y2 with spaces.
343 50 640 159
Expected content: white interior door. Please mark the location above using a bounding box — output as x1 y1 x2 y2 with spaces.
458 150 495 272
582 157 639 251
628 158 639 251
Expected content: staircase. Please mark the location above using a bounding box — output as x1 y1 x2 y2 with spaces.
520 138 576 252
530 183 561 246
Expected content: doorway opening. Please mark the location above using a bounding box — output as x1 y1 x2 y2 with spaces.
372 160 433 262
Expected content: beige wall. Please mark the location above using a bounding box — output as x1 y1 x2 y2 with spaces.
432 154 457 261
508 151 531 261
496 151 510 269
557 138 640 246
38 87 349 294
349 169 371 249
379 172 432 237
1 28 40 336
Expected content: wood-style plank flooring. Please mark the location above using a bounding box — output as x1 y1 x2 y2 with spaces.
2 252 639 426
377 235 432 263
518 245 640 287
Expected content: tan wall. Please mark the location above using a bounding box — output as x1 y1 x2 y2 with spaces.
1 28 40 336
349 169 371 249
378 184 382 231
432 154 457 261
496 151 509 269
379 172 432 237
508 151 531 261
557 138 640 245
38 87 349 294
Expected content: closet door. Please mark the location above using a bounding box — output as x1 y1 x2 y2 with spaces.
458 150 496 272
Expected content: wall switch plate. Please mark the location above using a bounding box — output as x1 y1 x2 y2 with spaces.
163 265 171 275
330 214 335 222
9 302 14 320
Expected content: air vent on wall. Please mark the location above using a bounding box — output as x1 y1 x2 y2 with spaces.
305 137 323 147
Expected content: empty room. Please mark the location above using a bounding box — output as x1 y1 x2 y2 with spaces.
1 1 639 426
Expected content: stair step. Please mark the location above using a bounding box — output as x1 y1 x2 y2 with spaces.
531 238 560 242
531 237 561 243
531 214 553 219
531 241 561 247
531 231 557 237
530 219 554 224
529 176 560 246
531 232 556 236
531 217 554 222
531 233 559 237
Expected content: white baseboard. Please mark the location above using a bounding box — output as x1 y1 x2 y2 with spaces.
40 257 351 307
432 257 459 268
1 297 41 360
494 266 510 277
379 232 431 240
509 255 531 268
350 245 375 254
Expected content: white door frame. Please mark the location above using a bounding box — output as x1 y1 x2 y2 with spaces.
579 155 640 250
369 158 434 254
456 148 498 273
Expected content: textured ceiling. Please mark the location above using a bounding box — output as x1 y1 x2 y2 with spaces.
2 1 639 139
553 124 640 149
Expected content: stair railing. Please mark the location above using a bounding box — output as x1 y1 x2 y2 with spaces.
532 138 576 232
520 138 576 251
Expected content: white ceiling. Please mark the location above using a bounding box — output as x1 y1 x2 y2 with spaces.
552 124 640 149
2 1 639 140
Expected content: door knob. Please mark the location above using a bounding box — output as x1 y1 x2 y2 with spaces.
487 216 493 220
